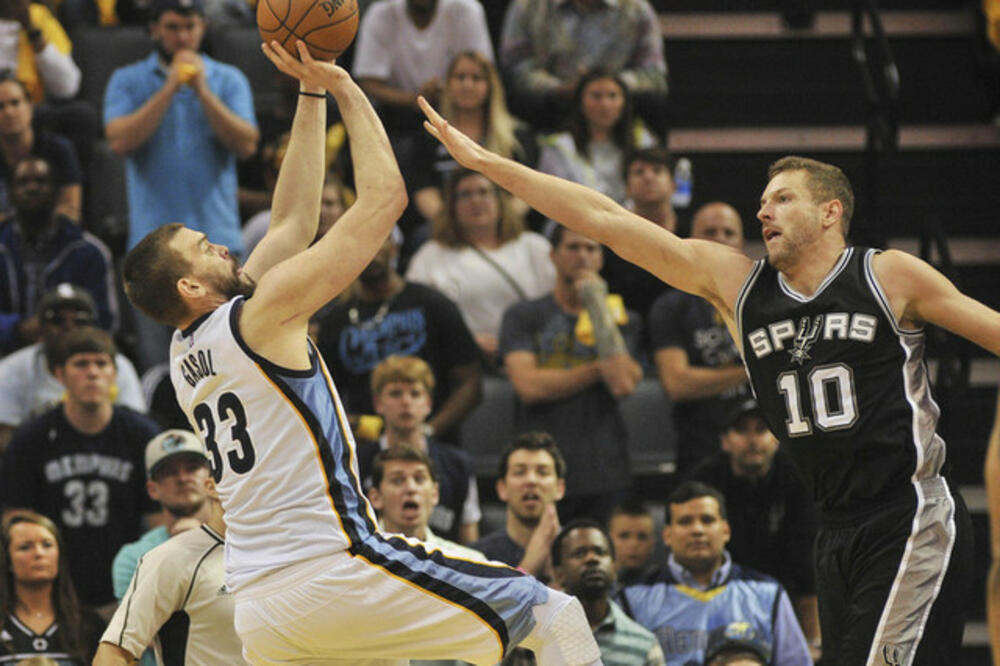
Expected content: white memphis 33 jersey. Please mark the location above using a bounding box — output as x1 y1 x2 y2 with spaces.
170 297 379 593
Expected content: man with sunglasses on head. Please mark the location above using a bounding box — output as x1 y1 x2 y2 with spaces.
0 284 145 455
0 154 118 355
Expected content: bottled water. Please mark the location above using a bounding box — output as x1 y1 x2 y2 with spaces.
672 157 693 208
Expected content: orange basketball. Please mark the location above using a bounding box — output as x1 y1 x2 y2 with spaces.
257 0 359 61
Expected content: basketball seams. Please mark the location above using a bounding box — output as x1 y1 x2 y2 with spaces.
258 0 292 33
297 8 358 50
279 0 322 47
302 5 357 32
258 0 357 59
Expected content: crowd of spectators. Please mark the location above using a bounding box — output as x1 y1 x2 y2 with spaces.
0 0 830 664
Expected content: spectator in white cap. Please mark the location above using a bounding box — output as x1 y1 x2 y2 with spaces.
96 431 212 650
113 429 213 596
107 429 212 664
96 473 248 666
0 283 145 456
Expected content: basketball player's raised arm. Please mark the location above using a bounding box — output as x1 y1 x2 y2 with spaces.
245 42 406 332
985 390 1000 666
418 97 752 313
873 250 1000 357
241 47 328 281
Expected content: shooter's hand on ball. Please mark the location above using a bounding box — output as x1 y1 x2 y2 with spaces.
418 96 489 171
262 39 346 94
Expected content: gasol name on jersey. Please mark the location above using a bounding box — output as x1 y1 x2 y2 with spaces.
181 349 218 387
747 312 878 363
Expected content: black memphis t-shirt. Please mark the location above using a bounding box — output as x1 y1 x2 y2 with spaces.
1 406 160 606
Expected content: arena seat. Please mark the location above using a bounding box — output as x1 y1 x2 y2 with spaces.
460 375 518 478
618 378 677 475
209 26 281 115
74 26 153 124
87 140 128 252
460 376 677 479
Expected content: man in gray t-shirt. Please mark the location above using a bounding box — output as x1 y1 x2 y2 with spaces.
649 202 748 475
498 225 641 524
0 285 144 455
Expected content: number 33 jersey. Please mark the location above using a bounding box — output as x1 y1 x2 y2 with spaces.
171 297 379 593
737 247 948 517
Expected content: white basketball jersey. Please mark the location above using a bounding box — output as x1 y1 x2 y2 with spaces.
170 298 378 593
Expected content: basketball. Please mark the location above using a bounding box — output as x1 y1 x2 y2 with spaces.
257 0 359 61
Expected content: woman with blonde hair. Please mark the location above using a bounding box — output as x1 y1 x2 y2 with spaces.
0 511 102 664
406 168 554 366
409 51 536 224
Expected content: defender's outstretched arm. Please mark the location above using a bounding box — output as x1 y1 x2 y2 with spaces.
418 96 751 318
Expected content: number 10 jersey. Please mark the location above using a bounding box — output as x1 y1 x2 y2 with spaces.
170 297 379 594
736 247 949 518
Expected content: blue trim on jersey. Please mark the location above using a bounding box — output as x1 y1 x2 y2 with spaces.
380 534 524 580
355 533 547 656
262 363 378 545
224 297 378 544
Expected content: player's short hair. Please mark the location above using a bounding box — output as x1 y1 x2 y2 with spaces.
122 222 192 327
623 146 675 180
767 156 855 236
609 497 653 522
370 355 435 396
497 431 566 480
371 446 437 488
665 480 728 524
550 518 615 568
46 326 117 369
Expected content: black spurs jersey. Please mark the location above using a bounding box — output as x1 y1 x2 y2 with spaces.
736 247 947 516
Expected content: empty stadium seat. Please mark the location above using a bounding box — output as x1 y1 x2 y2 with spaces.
209 26 281 114
73 26 153 123
459 376 677 479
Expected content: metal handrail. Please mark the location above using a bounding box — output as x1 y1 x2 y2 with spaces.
917 216 970 400
850 0 901 248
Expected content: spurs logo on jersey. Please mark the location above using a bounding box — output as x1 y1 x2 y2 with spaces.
746 311 878 364
736 247 948 514
789 315 822 366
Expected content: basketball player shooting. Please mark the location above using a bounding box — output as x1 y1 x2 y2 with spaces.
419 96 1000 666
121 43 601 665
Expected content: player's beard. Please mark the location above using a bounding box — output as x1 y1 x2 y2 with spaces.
216 261 256 300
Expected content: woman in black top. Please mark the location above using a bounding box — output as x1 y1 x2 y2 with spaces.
0 511 102 665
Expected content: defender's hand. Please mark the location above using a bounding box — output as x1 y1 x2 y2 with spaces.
418 95 489 170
